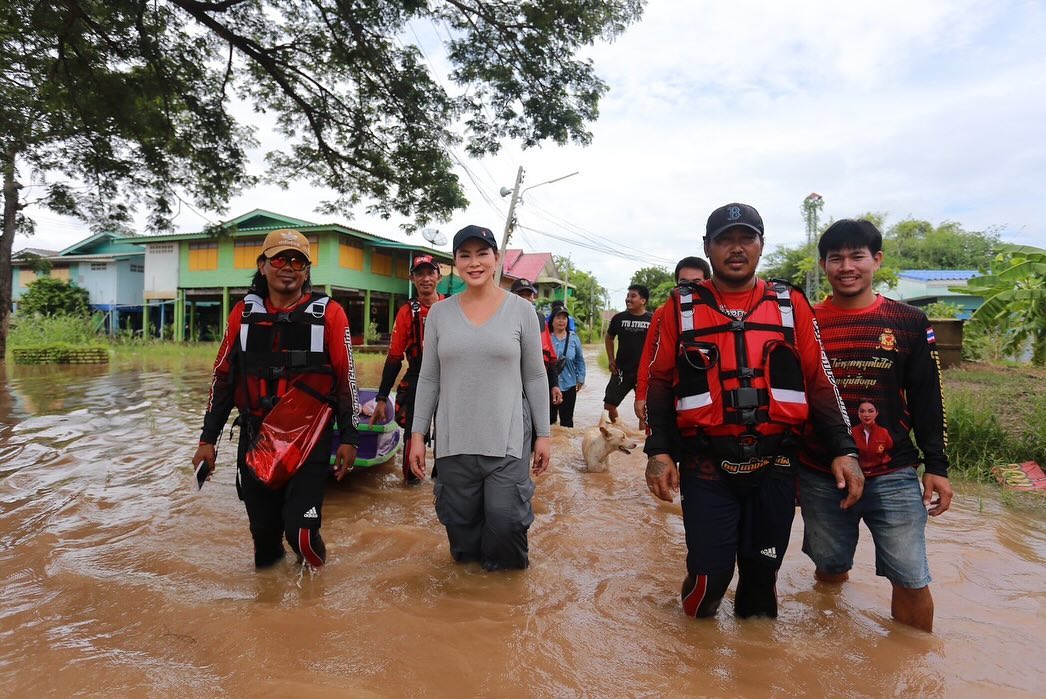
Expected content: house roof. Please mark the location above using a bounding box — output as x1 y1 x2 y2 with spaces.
13 247 59 258
125 213 453 264
502 249 554 283
898 270 979 281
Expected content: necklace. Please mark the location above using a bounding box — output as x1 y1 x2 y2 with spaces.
710 279 760 318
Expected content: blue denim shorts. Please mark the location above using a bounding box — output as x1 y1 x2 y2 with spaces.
799 466 931 588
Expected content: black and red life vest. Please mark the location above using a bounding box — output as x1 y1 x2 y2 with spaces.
238 292 335 413
673 280 808 460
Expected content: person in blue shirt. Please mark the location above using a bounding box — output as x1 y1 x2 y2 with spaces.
547 300 577 332
548 306 586 427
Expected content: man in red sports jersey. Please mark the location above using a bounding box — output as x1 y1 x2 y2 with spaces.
372 254 444 485
799 219 951 633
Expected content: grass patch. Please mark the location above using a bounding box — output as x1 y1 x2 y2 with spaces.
943 362 1046 484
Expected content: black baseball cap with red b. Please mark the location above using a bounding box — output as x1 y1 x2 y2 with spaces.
453 225 498 253
705 203 764 240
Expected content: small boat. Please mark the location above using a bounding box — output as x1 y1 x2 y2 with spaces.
330 388 402 468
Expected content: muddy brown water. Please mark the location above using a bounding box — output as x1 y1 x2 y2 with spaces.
1 347 1043 697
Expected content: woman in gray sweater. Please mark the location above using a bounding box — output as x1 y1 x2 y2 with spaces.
408 225 551 571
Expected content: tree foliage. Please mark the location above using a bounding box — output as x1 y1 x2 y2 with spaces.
629 265 672 308
761 215 994 299
957 244 1046 366
0 0 645 355
17 276 90 317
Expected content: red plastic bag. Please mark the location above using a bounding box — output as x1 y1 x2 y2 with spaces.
246 383 334 489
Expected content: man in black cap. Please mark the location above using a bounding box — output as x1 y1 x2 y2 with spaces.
643 202 862 620
372 254 444 484
511 277 563 408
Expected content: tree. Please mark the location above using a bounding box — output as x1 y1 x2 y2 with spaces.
553 255 606 339
630 265 672 308
17 276 90 317
0 1 645 355
761 214 990 299
958 244 1046 365
887 220 999 270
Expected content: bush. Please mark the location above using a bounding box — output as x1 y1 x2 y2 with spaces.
8 313 102 347
17 277 90 317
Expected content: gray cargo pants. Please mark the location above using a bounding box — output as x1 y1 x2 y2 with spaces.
432 447 536 570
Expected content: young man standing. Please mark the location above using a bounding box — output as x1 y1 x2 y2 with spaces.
634 256 711 426
372 254 444 485
603 284 652 427
800 219 952 633
644 203 861 620
192 229 359 570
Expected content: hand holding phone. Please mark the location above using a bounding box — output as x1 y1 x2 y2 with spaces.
192 443 217 490
194 460 212 490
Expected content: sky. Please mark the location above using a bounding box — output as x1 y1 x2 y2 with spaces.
18 0 1046 302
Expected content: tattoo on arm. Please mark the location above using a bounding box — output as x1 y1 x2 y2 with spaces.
646 456 668 479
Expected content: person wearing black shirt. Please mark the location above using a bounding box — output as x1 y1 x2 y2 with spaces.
603 284 652 427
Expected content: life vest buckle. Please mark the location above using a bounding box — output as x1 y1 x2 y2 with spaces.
730 319 745 332
276 312 291 323
738 433 759 459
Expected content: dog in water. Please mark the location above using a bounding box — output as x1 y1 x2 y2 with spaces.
580 415 639 472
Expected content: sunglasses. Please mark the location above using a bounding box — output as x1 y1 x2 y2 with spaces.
267 255 310 271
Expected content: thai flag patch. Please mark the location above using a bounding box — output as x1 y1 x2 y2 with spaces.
926 327 936 343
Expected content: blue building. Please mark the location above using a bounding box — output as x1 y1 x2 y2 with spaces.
883 270 982 319
12 233 147 334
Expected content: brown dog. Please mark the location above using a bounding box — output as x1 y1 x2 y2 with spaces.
580 415 639 472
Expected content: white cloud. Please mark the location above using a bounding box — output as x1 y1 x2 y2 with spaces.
18 0 1046 297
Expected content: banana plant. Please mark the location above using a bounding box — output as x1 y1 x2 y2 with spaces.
953 245 1046 365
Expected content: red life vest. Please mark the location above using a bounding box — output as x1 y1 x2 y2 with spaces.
238 292 335 411
237 292 336 489
673 280 808 464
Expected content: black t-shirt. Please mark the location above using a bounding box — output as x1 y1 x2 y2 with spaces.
608 310 652 373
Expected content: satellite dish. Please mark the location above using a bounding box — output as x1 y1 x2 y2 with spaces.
421 228 447 246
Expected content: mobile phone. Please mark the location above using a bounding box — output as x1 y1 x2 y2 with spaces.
194 460 213 490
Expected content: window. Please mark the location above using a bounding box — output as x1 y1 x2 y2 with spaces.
394 255 410 279
130 263 144 273
90 262 108 271
18 269 36 287
339 239 364 270
307 235 320 265
188 241 218 271
234 237 264 269
372 252 392 276
51 267 70 281
148 243 174 254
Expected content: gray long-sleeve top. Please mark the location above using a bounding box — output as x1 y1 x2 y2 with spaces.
411 290 552 459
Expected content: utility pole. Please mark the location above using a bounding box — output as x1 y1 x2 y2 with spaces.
495 166 525 286
562 254 571 312
802 192 824 298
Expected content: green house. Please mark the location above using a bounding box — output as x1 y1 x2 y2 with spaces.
132 210 453 342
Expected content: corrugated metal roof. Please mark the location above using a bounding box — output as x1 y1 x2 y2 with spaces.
898 270 979 281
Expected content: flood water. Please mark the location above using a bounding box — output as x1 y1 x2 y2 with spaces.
1 347 1044 697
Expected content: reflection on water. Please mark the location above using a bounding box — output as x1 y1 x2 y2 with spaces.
1 348 1044 696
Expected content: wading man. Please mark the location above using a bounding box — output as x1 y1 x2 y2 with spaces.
644 203 862 619
604 284 652 428
192 229 360 570
799 219 952 632
371 255 444 485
